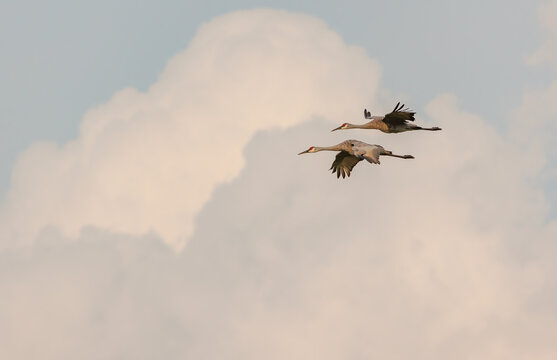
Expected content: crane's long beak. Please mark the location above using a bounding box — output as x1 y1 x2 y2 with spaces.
331 126 342 132
298 149 309 155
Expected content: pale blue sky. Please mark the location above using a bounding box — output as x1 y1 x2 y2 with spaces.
0 0 549 199
2 3 557 358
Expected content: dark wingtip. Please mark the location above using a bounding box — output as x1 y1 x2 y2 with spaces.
393 102 400 112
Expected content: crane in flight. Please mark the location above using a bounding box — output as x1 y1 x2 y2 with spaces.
298 139 414 178
331 102 442 133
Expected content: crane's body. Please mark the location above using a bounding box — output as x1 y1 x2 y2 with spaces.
351 117 418 133
298 140 414 178
332 102 441 133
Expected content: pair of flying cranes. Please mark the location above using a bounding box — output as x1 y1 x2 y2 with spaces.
298 102 442 178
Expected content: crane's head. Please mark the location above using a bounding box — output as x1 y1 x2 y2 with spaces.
331 123 349 131
298 146 317 155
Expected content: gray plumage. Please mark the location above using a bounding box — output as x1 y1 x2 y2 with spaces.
298 140 414 178
332 102 442 133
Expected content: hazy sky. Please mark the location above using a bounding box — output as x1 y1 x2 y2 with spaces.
0 0 550 197
1 1 557 359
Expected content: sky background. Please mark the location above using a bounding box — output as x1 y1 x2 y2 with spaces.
1 0 551 198
1 0 557 359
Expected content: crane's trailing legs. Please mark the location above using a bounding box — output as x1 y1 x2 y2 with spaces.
414 126 441 131
381 150 414 159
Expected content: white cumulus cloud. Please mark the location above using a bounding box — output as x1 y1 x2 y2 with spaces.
0 9 380 251
1 6 557 360
1 100 556 358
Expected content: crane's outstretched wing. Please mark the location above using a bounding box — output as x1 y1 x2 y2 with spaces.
383 102 415 125
353 144 382 165
330 151 361 178
364 109 372 119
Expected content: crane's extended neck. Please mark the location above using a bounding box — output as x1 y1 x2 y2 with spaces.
298 144 344 155
347 123 370 129
313 145 344 152
332 122 373 131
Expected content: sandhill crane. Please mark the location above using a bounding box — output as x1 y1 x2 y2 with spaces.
331 102 442 133
298 139 414 178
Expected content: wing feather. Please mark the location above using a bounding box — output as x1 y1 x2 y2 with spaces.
352 143 382 165
364 109 372 119
383 102 416 125
330 151 361 178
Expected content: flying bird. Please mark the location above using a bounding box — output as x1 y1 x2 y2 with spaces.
298 139 414 178
331 102 442 133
